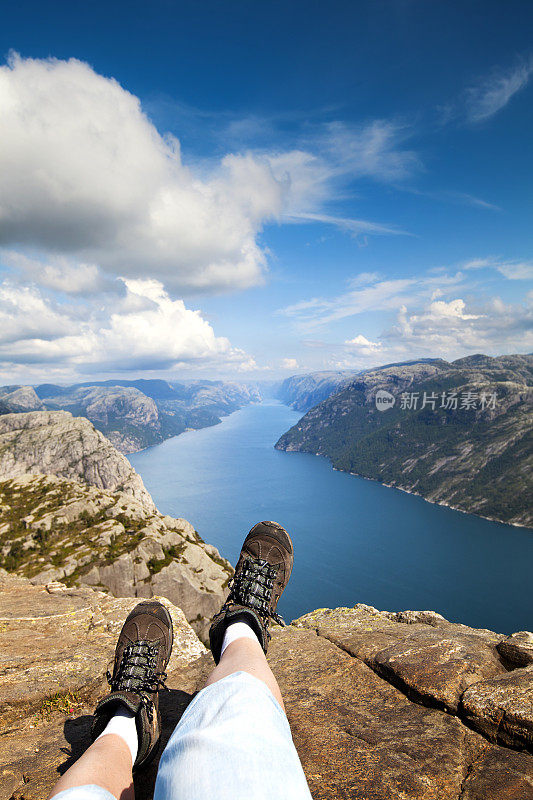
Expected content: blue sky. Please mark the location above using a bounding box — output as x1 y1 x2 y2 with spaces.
0 0 531 382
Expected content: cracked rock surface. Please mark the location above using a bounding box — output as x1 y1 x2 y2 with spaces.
1 579 532 800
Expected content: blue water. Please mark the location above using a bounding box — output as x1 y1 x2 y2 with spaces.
129 400 532 634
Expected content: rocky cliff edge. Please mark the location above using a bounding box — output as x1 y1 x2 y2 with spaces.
0 411 155 512
0 474 232 642
1 572 531 800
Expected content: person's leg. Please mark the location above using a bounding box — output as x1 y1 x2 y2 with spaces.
47 600 173 800
204 623 285 710
154 521 312 800
48 735 134 800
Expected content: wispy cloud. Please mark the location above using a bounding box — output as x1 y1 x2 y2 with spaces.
465 57 533 123
463 257 533 280
284 211 408 237
279 271 465 332
321 120 420 182
311 293 533 372
279 255 533 337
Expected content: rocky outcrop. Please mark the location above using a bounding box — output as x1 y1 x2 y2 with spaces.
0 386 44 412
293 605 533 751
0 411 155 511
1 575 532 800
276 353 533 527
0 474 232 641
0 572 207 800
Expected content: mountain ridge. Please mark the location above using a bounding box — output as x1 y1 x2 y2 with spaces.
0 379 261 453
276 353 533 527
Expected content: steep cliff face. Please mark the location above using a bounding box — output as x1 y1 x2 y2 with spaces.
0 474 232 641
276 353 533 527
277 370 361 411
1 572 531 800
0 411 155 511
0 410 234 640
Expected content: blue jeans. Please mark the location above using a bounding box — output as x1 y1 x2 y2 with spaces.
52 671 312 800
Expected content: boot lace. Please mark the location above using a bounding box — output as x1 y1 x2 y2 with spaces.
225 556 286 628
106 641 168 722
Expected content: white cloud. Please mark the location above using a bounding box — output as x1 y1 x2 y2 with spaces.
280 256 533 334
410 298 482 323
0 55 418 300
285 211 407 237
0 283 75 345
0 279 256 378
280 273 464 331
323 120 420 182
344 334 383 355
281 357 299 370
466 58 533 123
315 294 533 372
283 261 533 369
2 251 119 295
385 296 533 358
463 257 533 280
0 54 284 293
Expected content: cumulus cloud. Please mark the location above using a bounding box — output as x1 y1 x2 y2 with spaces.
344 334 383 355
0 54 416 300
0 53 284 293
321 294 533 372
384 296 533 357
282 263 533 369
465 58 533 123
0 278 256 379
281 357 299 370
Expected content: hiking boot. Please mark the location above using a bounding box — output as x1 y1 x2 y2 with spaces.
209 520 293 663
91 600 173 770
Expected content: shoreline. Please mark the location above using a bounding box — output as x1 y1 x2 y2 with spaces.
279 446 532 531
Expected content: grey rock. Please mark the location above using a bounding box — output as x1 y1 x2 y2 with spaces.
0 411 155 511
0 386 44 412
0 474 232 642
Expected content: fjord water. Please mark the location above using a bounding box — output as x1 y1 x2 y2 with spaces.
129 400 532 634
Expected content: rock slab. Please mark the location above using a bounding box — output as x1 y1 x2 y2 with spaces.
1 581 532 800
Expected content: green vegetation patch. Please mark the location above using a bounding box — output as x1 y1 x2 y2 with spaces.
147 542 186 574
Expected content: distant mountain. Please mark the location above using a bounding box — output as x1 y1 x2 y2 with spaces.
278 359 446 411
277 371 361 411
35 378 178 401
2 379 261 453
0 386 44 413
276 354 533 527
